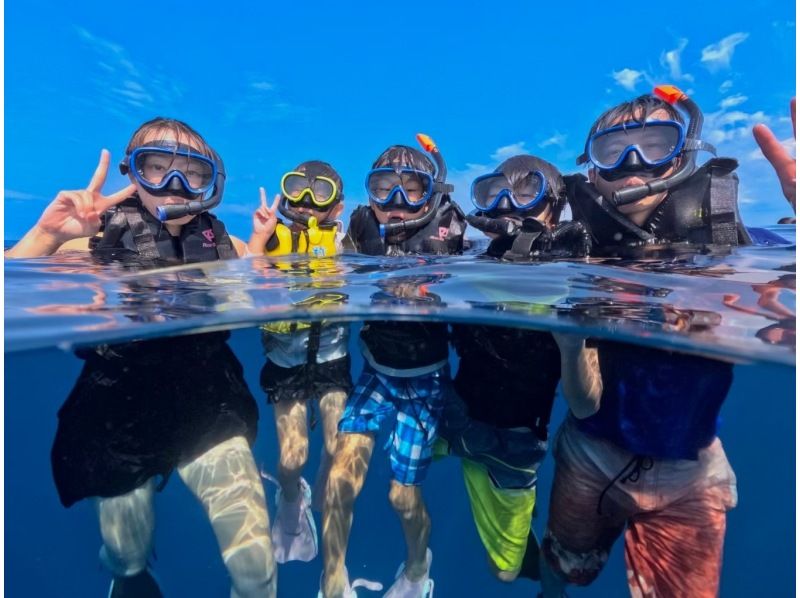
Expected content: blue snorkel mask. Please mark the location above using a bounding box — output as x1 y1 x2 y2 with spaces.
120 140 225 221
364 134 454 239
470 170 549 212
577 85 717 206
365 167 436 211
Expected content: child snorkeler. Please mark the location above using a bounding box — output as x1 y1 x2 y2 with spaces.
321 135 466 598
8 118 276 598
247 161 352 564
438 154 601 584
539 87 744 598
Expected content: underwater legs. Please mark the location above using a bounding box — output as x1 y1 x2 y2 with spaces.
177 435 276 598
322 432 375 598
96 478 156 577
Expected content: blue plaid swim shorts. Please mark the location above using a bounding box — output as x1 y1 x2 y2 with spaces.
339 363 450 485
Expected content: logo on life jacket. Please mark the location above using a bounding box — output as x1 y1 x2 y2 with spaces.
201 228 216 248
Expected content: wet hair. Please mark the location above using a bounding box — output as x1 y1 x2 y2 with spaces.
495 154 567 221
372 145 436 175
587 95 685 141
125 117 216 159
294 159 344 202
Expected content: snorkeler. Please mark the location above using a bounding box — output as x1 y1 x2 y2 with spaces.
436 155 586 584
539 88 743 598
8 118 276 598
321 136 466 598
247 161 352 564
466 154 589 260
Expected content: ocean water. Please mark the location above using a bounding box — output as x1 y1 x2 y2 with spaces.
5 229 796 597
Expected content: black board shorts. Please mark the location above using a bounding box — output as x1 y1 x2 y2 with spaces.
260 354 352 405
51 331 259 508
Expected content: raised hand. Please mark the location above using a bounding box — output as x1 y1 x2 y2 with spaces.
36 149 136 242
250 187 281 242
753 98 796 212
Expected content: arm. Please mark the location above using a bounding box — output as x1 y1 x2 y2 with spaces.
552 333 603 419
753 98 796 215
5 150 135 258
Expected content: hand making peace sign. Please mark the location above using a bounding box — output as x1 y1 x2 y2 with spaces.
36 149 136 243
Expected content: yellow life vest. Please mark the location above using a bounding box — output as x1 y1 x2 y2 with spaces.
265 217 340 257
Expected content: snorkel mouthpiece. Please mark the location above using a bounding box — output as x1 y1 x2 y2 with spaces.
612 85 704 206
466 211 520 237
157 201 210 221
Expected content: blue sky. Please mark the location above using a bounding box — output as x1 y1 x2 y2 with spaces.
4 0 796 240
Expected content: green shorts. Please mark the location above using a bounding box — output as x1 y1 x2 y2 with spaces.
461 458 536 573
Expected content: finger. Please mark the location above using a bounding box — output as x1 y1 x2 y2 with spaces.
791 98 796 137
753 124 794 170
87 149 111 192
259 187 268 209
61 191 89 219
271 193 281 214
96 183 136 213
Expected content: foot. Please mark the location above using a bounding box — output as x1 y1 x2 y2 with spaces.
384 549 434 598
108 568 163 598
318 567 383 598
272 477 318 563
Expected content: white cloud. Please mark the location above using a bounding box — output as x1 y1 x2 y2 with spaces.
251 81 275 91
719 94 748 109
73 25 182 116
719 80 734 93
612 68 644 91
701 32 749 72
490 142 528 162
539 132 567 148
660 38 694 82
5 189 45 201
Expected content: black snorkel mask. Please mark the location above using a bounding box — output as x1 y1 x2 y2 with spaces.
120 140 226 221
369 134 454 240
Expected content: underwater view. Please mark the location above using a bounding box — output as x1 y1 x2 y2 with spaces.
5 3 796 596
5 226 795 597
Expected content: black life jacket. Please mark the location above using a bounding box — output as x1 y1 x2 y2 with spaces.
451 325 561 440
90 197 237 264
344 199 467 256
566 158 752 258
487 220 592 261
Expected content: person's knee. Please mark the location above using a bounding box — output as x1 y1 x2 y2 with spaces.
388 483 424 520
541 529 604 587
96 483 155 576
278 436 309 473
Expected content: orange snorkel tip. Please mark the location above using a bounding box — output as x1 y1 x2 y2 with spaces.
416 133 437 153
654 84 688 105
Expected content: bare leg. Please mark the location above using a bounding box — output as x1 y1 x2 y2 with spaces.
313 389 348 512
322 432 375 598
178 436 276 598
273 398 309 502
96 479 156 577
388 482 431 582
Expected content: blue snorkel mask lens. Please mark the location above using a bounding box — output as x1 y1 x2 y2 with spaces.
365 167 435 211
124 142 218 200
581 120 686 172
470 171 549 213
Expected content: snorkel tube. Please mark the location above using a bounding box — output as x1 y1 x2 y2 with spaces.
379 133 454 239
155 153 226 221
612 85 706 207
466 211 521 237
